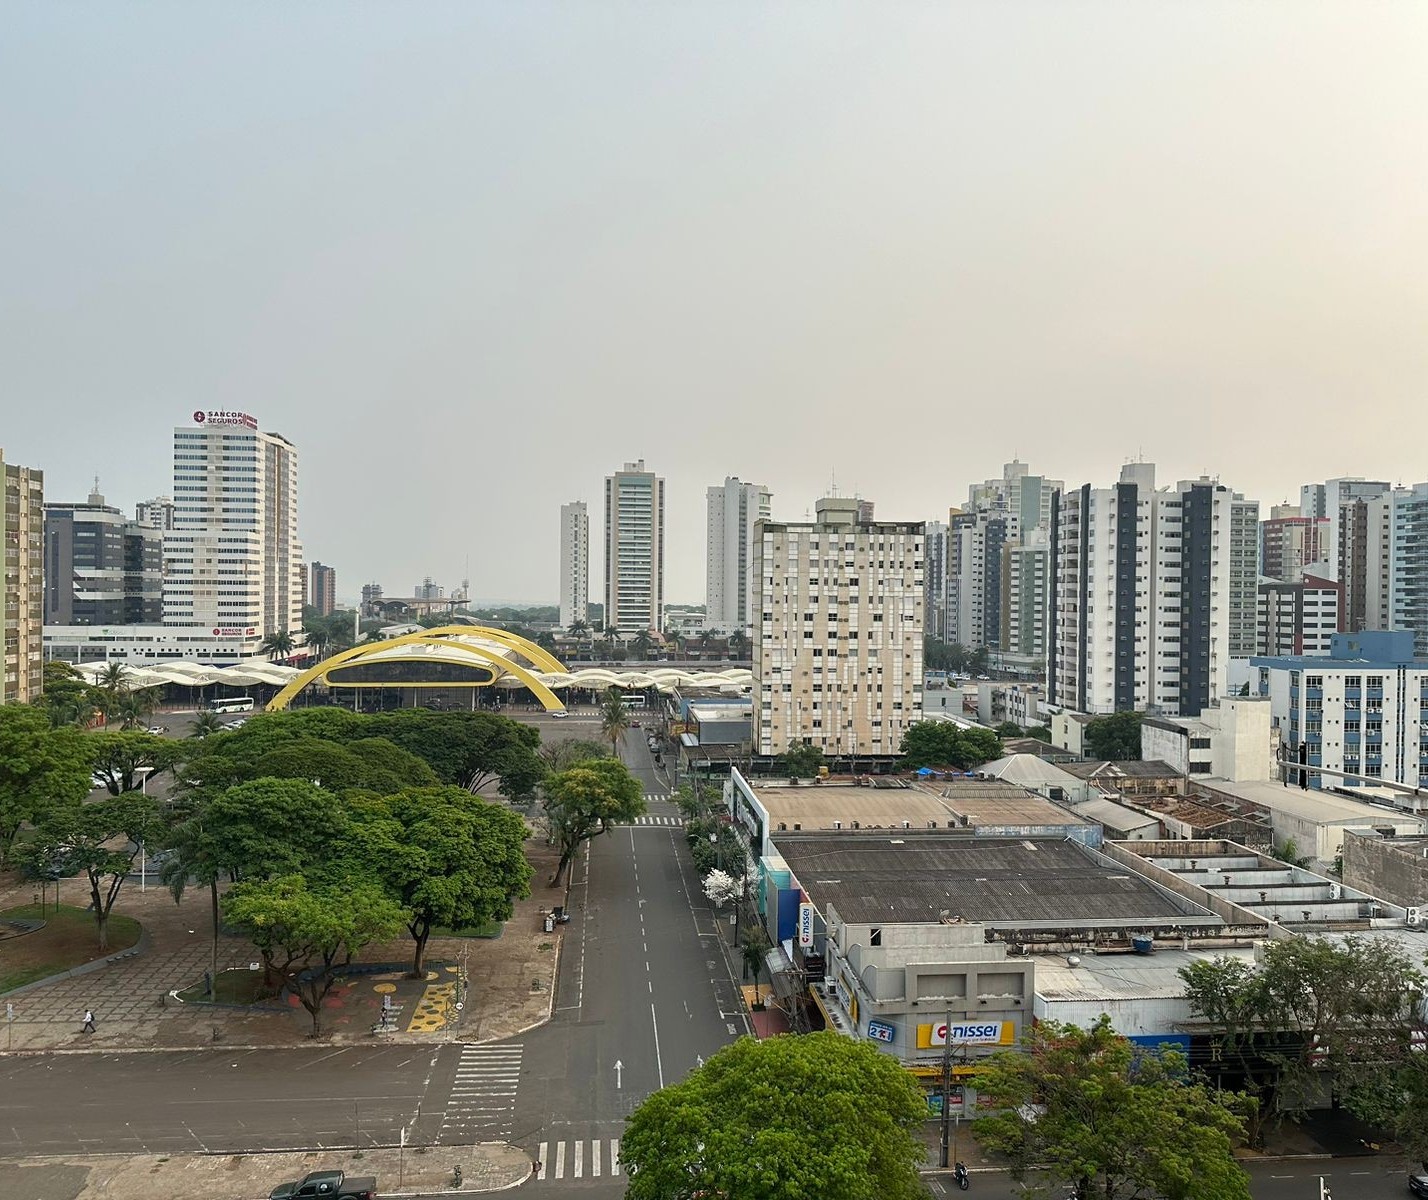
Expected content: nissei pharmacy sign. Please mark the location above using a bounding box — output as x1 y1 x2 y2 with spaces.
798 903 814 947
916 1021 1016 1049
193 410 258 429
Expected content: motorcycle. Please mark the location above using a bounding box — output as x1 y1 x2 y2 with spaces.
953 1161 970 1191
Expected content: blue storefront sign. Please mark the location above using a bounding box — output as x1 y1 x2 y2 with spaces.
867 1019 896 1044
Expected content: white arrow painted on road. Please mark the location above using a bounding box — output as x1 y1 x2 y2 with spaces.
614 1060 624 1089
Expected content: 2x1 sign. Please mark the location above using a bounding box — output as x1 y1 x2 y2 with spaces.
867 1019 895 1043
798 903 814 947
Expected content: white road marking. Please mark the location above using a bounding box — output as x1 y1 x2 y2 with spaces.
554 1139 566 1179
536 1142 547 1179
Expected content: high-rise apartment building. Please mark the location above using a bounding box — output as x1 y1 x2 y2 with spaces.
968 460 1064 534
559 501 589 631
1366 484 1428 659
309 561 336 616
360 582 384 618
1229 496 1262 658
923 520 951 642
1261 513 1330 584
949 509 1015 651
134 495 176 531
705 477 771 634
1 449 44 703
1050 463 1249 717
753 498 923 757
604 460 665 634
44 483 162 626
164 410 302 645
1000 529 1050 672
1257 574 1341 658
1300 477 1390 585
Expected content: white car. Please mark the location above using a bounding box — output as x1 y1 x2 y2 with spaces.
551 710 569 719
146 725 167 735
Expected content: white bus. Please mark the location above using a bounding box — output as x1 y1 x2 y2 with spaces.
209 696 255 714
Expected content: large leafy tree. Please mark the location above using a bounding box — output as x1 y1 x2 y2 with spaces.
365 710 546 798
542 757 645 884
1083 711 1143 760
205 778 348 882
222 876 405 1036
899 721 1002 770
33 660 101 729
0 705 93 862
621 1032 927 1200
354 786 533 976
22 792 167 950
973 1016 1250 1200
780 742 824 779
90 730 180 795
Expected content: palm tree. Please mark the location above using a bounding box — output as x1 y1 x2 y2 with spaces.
303 624 330 660
115 686 157 730
568 618 590 640
742 926 772 1007
728 629 749 659
260 630 295 662
189 710 227 739
631 630 653 660
95 661 129 726
600 687 631 758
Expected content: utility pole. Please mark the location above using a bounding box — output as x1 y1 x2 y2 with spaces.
939 1010 953 1168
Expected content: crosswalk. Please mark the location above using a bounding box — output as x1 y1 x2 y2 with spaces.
632 814 682 825
535 1138 622 1181
440 1043 522 1140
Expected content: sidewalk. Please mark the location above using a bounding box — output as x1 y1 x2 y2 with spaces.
0 1143 532 1200
0 839 565 1052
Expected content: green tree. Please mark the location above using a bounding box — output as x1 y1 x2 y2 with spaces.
630 630 654 659
260 629 296 661
899 721 1002 770
355 786 533 976
538 738 608 774
1083 711 1143 760
621 1032 927 1200
23 792 167 950
0 705 93 863
973 1016 1251 1200
780 742 824 779
189 709 228 739
221 876 405 1036
90 730 179 795
542 757 645 885
205 778 348 882
365 710 546 798
994 721 1024 738
599 687 630 757
112 685 159 730
741 924 772 1006
93 661 130 726
159 800 228 997
1026 725 1053 742
34 660 100 728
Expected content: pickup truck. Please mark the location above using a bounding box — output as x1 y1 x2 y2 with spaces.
268 1169 377 1200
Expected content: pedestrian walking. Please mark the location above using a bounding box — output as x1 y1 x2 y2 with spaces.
82 1009 95 1033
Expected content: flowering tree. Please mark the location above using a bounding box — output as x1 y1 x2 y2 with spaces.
703 868 744 908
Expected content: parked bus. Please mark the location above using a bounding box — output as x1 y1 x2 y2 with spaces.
209 696 255 714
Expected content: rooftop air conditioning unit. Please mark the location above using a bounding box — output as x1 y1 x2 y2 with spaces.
1328 883 1341 900
1409 907 1423 927
833 820 842 830
902 820 911 830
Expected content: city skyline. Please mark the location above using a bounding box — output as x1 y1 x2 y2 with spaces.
4 4 1427 603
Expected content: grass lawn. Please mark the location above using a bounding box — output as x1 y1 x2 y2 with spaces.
0 904 142 994
176 967 274 1005
433 920 504 939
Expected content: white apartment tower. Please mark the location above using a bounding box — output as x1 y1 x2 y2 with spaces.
604 460 665 634
705 477 772 634
1051 464 1253 718
559 501 589 631
1300 477 1390 585
164 411 303 647
754 498 924 757
1000 529 1050 672
968 460 1065 534
1 449 44 703
1366 484 1428 659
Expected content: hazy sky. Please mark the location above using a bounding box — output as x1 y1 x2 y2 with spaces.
4 2 1426 605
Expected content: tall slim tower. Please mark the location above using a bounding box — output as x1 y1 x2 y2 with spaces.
604 461 664 634
164 411 303 651
559 501 589 630
705 477 771 634
1 449 44 703
309 562 337 616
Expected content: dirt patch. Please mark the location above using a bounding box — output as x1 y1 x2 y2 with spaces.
0 904 141 994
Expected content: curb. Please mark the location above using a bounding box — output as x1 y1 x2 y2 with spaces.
1 922 152 999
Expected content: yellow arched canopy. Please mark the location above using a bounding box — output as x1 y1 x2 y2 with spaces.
267 625 568 712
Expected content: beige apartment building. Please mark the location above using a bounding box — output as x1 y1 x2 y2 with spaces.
2 449 44 703
753 497 924 757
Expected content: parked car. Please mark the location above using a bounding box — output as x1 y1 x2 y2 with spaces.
268 1169 377 1200
146 725 167 735
1409 1173 1428 1198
